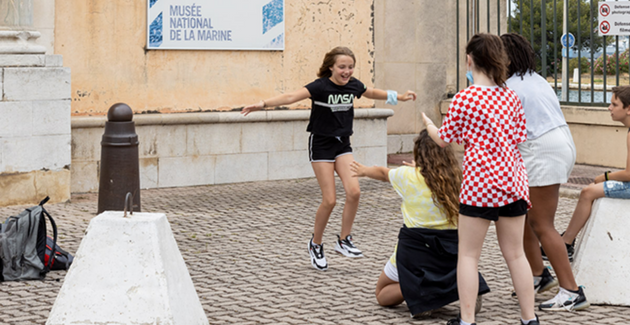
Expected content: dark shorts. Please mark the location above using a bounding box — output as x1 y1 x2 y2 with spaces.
459 200 528 221
308 134 352 162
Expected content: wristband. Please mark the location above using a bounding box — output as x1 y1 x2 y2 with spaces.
386 90 398 105
605 171 610 181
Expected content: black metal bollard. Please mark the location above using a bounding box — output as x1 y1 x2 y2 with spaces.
97 103 141 214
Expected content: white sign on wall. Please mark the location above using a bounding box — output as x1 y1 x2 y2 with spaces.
598 1 630 36
147 0 284 50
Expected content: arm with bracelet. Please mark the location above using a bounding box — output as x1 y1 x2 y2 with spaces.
362 88 417 104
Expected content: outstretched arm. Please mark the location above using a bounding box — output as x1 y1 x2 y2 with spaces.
350 161 390 182
241 87 311 116
363 88 417 103
422 112 449 148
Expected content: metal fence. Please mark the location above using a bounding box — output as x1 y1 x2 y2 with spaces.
457 0 629 106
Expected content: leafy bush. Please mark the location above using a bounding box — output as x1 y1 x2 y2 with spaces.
569 57 590 73
592 49 629 75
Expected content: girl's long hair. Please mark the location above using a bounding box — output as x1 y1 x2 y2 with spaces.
466 33 509 86
414 130 462 226
317 46 356 78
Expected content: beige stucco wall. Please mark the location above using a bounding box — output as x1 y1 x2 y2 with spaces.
377 0 507 153
54 0 376 116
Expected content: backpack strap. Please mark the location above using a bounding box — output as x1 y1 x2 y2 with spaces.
39 196 50 206
41 208 58 273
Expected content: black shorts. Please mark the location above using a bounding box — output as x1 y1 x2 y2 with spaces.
459 200 528 221
308 134 352 162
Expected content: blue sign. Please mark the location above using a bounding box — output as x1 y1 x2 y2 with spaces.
561 33 575 48
147 0 285 51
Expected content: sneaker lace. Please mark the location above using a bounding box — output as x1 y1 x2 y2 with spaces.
312 243 324 259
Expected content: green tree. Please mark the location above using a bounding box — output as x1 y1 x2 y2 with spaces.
508 0 609 76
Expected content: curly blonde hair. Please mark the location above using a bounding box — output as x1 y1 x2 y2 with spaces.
413 129 462 226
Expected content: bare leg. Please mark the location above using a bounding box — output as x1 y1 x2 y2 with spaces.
456 214 490 324
375 271 403 306
334 154 361 239
311 162 336 244
563 183 605 245
496 215 536 321
528 185 577 290
523 218 545 276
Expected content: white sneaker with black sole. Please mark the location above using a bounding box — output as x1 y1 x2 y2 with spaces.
539 286 590 311
308 235 328 271
335 234 363 258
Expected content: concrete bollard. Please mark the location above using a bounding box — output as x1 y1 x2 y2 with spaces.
46 211 209 324
573 198 630 306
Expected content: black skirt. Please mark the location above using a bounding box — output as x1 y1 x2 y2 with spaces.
397 225 490 315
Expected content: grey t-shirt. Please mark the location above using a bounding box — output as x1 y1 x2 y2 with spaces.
505 71 568 140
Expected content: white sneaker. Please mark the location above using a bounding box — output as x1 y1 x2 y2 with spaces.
334 234 363 257
539 286 590 311
308 235 328 271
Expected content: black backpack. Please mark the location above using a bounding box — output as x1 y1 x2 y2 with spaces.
0 197 58 281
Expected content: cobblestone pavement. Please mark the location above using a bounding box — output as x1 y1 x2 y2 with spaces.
0 170 628 324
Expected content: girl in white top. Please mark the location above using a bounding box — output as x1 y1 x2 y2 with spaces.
501 33 588 312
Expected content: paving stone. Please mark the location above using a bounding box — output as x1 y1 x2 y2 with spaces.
0 173 628 324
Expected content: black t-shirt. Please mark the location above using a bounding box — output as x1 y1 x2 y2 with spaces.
304 77 367 137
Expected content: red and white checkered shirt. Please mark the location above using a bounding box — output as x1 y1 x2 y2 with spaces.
438 85 530 208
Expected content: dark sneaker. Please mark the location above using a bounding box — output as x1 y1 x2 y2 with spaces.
565 242 575 262
521 314 540 325
539 286 590 311
511 266 557 297
536 267 559 293
334 234 363 257
308 235 328 271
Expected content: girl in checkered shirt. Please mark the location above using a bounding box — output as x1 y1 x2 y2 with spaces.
423 34 539 325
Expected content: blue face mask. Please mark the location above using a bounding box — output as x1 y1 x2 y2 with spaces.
466 70 474 84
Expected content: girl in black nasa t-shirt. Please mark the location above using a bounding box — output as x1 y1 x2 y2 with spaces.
243 46 416 271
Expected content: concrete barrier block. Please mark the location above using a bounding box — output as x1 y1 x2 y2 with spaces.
242 121 295 153
215 152 267 184
187 123 241 155
32 100 71 136
4 67 71 101
46 212 209 325
268 150 313 180
0 101 33 137
2 134 70 173
573 198 630 306
159 155 215 188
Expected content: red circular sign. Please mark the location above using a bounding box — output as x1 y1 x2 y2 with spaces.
600 21 611 34
601 4 610 17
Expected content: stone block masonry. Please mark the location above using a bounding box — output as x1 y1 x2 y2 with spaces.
0 55 71 207
70 109 393 193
